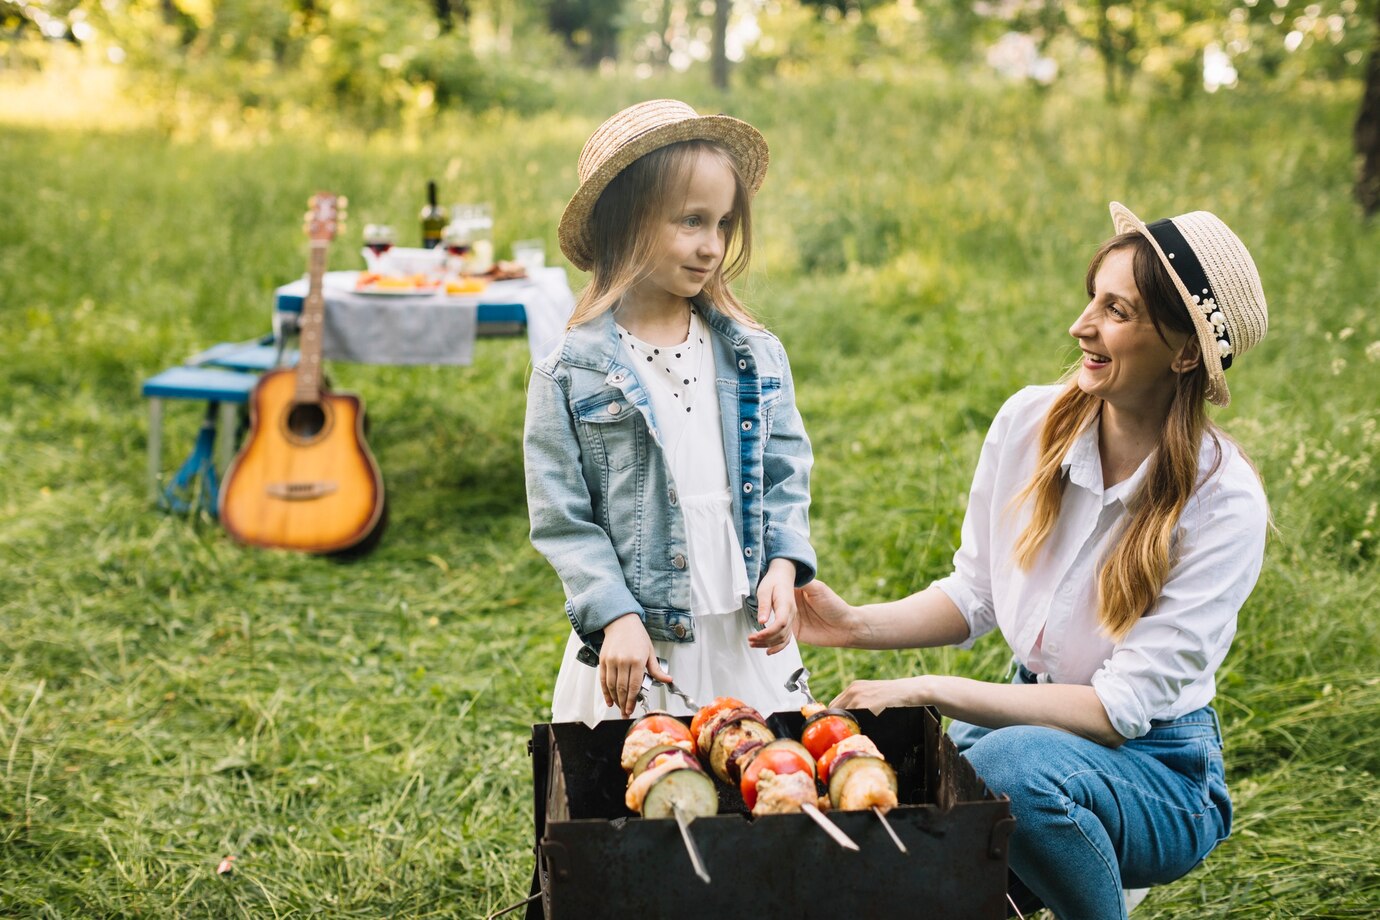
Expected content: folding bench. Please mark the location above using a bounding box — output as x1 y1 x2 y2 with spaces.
141 339 299 513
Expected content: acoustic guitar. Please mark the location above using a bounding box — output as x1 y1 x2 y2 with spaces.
220 192 386 554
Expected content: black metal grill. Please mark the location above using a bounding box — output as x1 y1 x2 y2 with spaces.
525 706 1012 919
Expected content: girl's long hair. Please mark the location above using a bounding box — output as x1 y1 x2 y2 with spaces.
566 139 759 329
1011 232 1234 641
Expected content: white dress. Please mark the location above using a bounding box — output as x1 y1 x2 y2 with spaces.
550 311 807 725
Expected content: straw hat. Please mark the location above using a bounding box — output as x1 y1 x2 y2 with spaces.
1109 202 1268 407
558 99 770 271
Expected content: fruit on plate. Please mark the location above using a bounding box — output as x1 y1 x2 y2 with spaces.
354 272 439 291
445 277 489 295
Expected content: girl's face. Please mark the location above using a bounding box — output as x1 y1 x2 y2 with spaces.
628 150 737 309
1070 246 1193 412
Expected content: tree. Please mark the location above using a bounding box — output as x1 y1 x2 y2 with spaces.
1357 2 1380 216
711 0 728 89
543 0 625 67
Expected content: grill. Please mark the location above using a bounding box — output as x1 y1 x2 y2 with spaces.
523 706 1013 919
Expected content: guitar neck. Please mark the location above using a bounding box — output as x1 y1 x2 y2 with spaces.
295 241 328 403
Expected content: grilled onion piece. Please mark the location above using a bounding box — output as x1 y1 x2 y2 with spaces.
631 743 700 780
707 711 775 783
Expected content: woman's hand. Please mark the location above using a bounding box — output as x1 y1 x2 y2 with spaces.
790 579 861 648
748 558 800 655
599 614 672 717
830 676 929 714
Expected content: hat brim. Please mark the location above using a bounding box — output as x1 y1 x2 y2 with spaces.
1109 201 1231 407
558 114 769 272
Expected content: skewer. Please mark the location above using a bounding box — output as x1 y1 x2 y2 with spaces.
872 806 908 853
673 804 713 883
787 668 906 853
800 801 860 851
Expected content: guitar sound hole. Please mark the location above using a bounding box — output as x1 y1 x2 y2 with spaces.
287 402 328 439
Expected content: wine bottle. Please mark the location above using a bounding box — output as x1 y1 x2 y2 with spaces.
420 180 447 250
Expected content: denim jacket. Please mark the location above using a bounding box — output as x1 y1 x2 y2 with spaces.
524 301 816 654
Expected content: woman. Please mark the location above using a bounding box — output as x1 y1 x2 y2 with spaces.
793 203 1269 920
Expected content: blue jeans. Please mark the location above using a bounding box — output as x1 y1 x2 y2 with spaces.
948 674 1232 920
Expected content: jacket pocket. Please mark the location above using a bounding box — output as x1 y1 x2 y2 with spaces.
575 392 642 472
759 377 782 440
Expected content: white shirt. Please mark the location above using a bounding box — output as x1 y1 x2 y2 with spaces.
933 385 1268 739
614 313 750 615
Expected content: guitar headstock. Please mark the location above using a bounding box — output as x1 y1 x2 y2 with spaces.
303 192 349 242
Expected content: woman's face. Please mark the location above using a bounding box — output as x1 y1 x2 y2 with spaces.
1070 246 1193 412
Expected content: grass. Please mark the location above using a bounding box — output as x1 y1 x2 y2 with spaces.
2 62 1379 917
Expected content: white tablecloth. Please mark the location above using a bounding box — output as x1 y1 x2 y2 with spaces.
273 267 574 365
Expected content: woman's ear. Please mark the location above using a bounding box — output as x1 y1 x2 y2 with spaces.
1172 337 1202 374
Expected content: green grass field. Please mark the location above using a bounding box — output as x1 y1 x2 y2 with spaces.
2 65 1379 917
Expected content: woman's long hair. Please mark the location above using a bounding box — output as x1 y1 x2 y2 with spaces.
565 139 759 329
1011 232 1229 641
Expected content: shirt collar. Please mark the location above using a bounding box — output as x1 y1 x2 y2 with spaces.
1061 410 1154 506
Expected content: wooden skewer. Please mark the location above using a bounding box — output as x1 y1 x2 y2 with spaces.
800 802 860 851
872 806 907 853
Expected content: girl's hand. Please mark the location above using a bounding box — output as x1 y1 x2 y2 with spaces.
831 676 928 715
791 579 861 648
748 558 799 655
600 614 673 717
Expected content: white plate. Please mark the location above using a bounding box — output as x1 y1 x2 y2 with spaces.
351 285 442 297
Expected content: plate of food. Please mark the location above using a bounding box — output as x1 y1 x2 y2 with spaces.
353 272 443 296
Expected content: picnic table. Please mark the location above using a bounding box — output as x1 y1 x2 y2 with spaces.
143 266 575 513
272 267 575 365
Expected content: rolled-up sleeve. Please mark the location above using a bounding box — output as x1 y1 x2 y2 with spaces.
761 339 817 586
524 366 643 642
1092 474 1268 739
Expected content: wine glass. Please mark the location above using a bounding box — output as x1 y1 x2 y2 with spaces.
442 221 474 275
362 223 396 271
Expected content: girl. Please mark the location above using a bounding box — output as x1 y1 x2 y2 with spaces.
525 99 816 724
792 203 1270 919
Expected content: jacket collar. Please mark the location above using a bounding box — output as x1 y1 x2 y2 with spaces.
560 296 753 372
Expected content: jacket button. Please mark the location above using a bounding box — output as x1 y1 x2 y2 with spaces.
744 547 753 558
607 402 622 415
743 482 753 494
673 623 687 638
741 420 752 431
669 488 678 505
738 359 748 370
672 553 686 569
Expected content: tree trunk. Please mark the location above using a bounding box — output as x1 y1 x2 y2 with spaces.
1355 4 1380 217
434 0 453 33
711 0 729 91
1096 0 1119 102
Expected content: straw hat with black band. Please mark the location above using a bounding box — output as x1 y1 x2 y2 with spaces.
558 99 770 273
1108 202 1268 408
